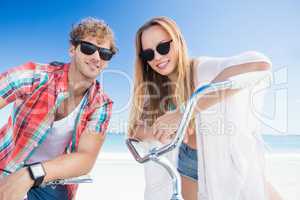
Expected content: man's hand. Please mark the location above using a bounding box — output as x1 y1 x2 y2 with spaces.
0 168 34 200
152 110 183 144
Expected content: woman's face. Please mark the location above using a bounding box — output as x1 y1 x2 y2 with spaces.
141 25 177 79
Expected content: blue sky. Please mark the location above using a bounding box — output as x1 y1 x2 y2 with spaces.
0 0 299 134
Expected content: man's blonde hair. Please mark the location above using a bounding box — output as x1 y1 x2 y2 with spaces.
70 17 117 54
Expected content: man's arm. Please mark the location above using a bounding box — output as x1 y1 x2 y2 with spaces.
0 99 112 200
41 100 113 180
0 129 106 200
43 129 106 181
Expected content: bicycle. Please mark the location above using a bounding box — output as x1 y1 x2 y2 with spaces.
126 71 269 200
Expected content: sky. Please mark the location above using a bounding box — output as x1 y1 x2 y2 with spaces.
0 0 299 134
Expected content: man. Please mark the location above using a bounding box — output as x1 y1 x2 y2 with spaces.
0 17 117 200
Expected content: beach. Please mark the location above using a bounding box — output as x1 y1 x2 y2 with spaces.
77 152 300 200
77 153 145 199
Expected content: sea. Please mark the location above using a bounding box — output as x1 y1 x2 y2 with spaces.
102 133 300 153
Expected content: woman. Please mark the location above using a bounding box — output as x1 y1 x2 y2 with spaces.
128 16 282 200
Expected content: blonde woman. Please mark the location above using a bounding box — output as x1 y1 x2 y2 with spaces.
128 16 282 200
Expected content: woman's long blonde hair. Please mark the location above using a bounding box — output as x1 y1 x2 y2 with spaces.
128 16 196 137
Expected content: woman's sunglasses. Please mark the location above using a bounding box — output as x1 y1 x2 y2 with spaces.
140 39 173 62
77 40 115 61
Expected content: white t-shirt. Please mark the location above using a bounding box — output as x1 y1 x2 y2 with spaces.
143 51 272 200
27 97 84 164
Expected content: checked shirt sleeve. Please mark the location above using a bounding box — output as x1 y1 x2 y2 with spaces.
87 99 113 135
0 62 46 105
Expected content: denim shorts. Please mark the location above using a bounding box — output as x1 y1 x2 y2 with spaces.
177 143 198 181
26 185 68 200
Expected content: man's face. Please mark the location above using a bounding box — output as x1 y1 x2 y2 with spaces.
69 36 111 81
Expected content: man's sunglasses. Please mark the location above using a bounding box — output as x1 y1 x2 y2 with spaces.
77 40 115 61
140 40 173 62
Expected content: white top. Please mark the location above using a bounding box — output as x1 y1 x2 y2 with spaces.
27 97 84 164
142 51 272 200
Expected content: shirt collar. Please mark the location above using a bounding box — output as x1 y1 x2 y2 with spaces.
56 63 100 106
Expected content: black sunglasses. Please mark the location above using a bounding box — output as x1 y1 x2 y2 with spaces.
140 39 173 62
77 40 115 61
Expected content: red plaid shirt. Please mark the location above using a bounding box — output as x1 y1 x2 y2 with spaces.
0 62 113 199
